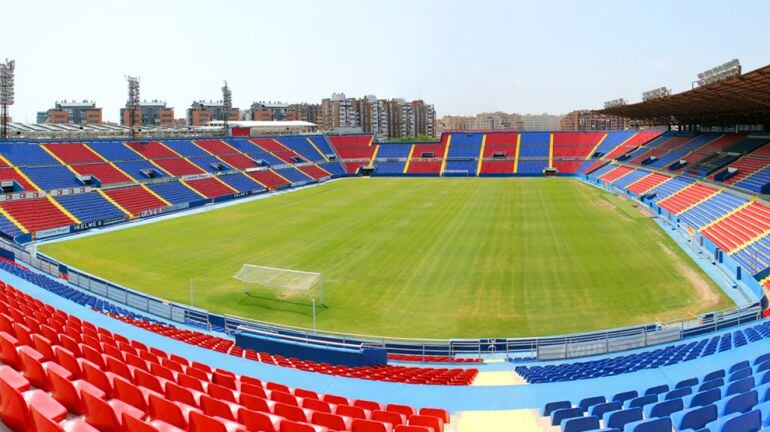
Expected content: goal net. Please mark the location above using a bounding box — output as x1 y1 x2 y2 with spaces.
233 264 321 294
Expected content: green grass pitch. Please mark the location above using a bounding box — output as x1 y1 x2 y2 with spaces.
40 178 732 338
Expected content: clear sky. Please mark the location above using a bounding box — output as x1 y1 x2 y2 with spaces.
2 0 769 122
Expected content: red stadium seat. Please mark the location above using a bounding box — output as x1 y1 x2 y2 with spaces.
237 408 281 432
49 368 105 415
30 406 100 432
82 390 143 432
188 410 247 432
0 374 68 432
394 426 432 432
386 404 415 418
407 415 443 432
351 418 394 432
372 410 406 427
311 411 353 431
419 408 449 423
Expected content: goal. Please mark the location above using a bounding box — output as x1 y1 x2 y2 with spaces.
233 264 324 304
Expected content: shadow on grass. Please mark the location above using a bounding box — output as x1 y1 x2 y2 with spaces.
233 292 329 317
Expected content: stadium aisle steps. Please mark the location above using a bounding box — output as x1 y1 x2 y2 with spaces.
0 276 453 431
0 197 76 233
103 186 168 217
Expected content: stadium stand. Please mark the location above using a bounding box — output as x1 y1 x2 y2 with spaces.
125 141 178 159
626 172 672 195
41 143 105 164
678 192 749 229
246 170 291 190
55 192 127 224
184 177 236 199
162 140 210 158
701 202 770 252
70 163 133 185
103 186 168 216
88 141 145 163
0 197 76 232
598 165 634 183
517 321 770 382
145 181 203 205
0 167 38 191
479 133 517 175
517 132 550 159
217 173 266 193
273 166 312 183
21 166 83 190
552 132 604 159
249 138 308 165
188 156 234 173
297 164 331 180
0 144 59 167
151 158 205 177
327 135 376 174
217 153 261 170
657 183 720 215
0 275 455 431
193 139 239 156
406 142 447 175
277 136 328 163
113 160 169 181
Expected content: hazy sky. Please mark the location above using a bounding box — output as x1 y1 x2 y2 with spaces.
3 0 769 122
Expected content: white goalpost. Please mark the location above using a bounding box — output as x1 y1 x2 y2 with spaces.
233 264 324 331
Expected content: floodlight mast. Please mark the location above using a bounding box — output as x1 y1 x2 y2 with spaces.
0 59 15 140
126 76 140 140
222 81 232 137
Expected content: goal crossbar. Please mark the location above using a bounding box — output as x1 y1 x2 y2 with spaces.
233 264 321 292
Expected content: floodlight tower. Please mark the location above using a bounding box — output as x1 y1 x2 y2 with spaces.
0 59 15 140
222 81 232 136
126 76 140 139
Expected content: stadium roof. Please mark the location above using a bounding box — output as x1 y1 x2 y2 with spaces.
599 64 770 127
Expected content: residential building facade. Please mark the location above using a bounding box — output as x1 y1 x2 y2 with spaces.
38 101 102 125
120 100 175 127
186 101 239 126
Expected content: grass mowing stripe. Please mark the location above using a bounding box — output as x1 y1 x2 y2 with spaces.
40 178 731 338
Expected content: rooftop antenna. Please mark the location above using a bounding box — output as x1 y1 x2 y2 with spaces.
0 59 15 140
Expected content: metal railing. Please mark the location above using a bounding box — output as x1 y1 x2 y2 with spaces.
0 238 763 361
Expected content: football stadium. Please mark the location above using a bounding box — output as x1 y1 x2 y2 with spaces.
2 2 770 431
